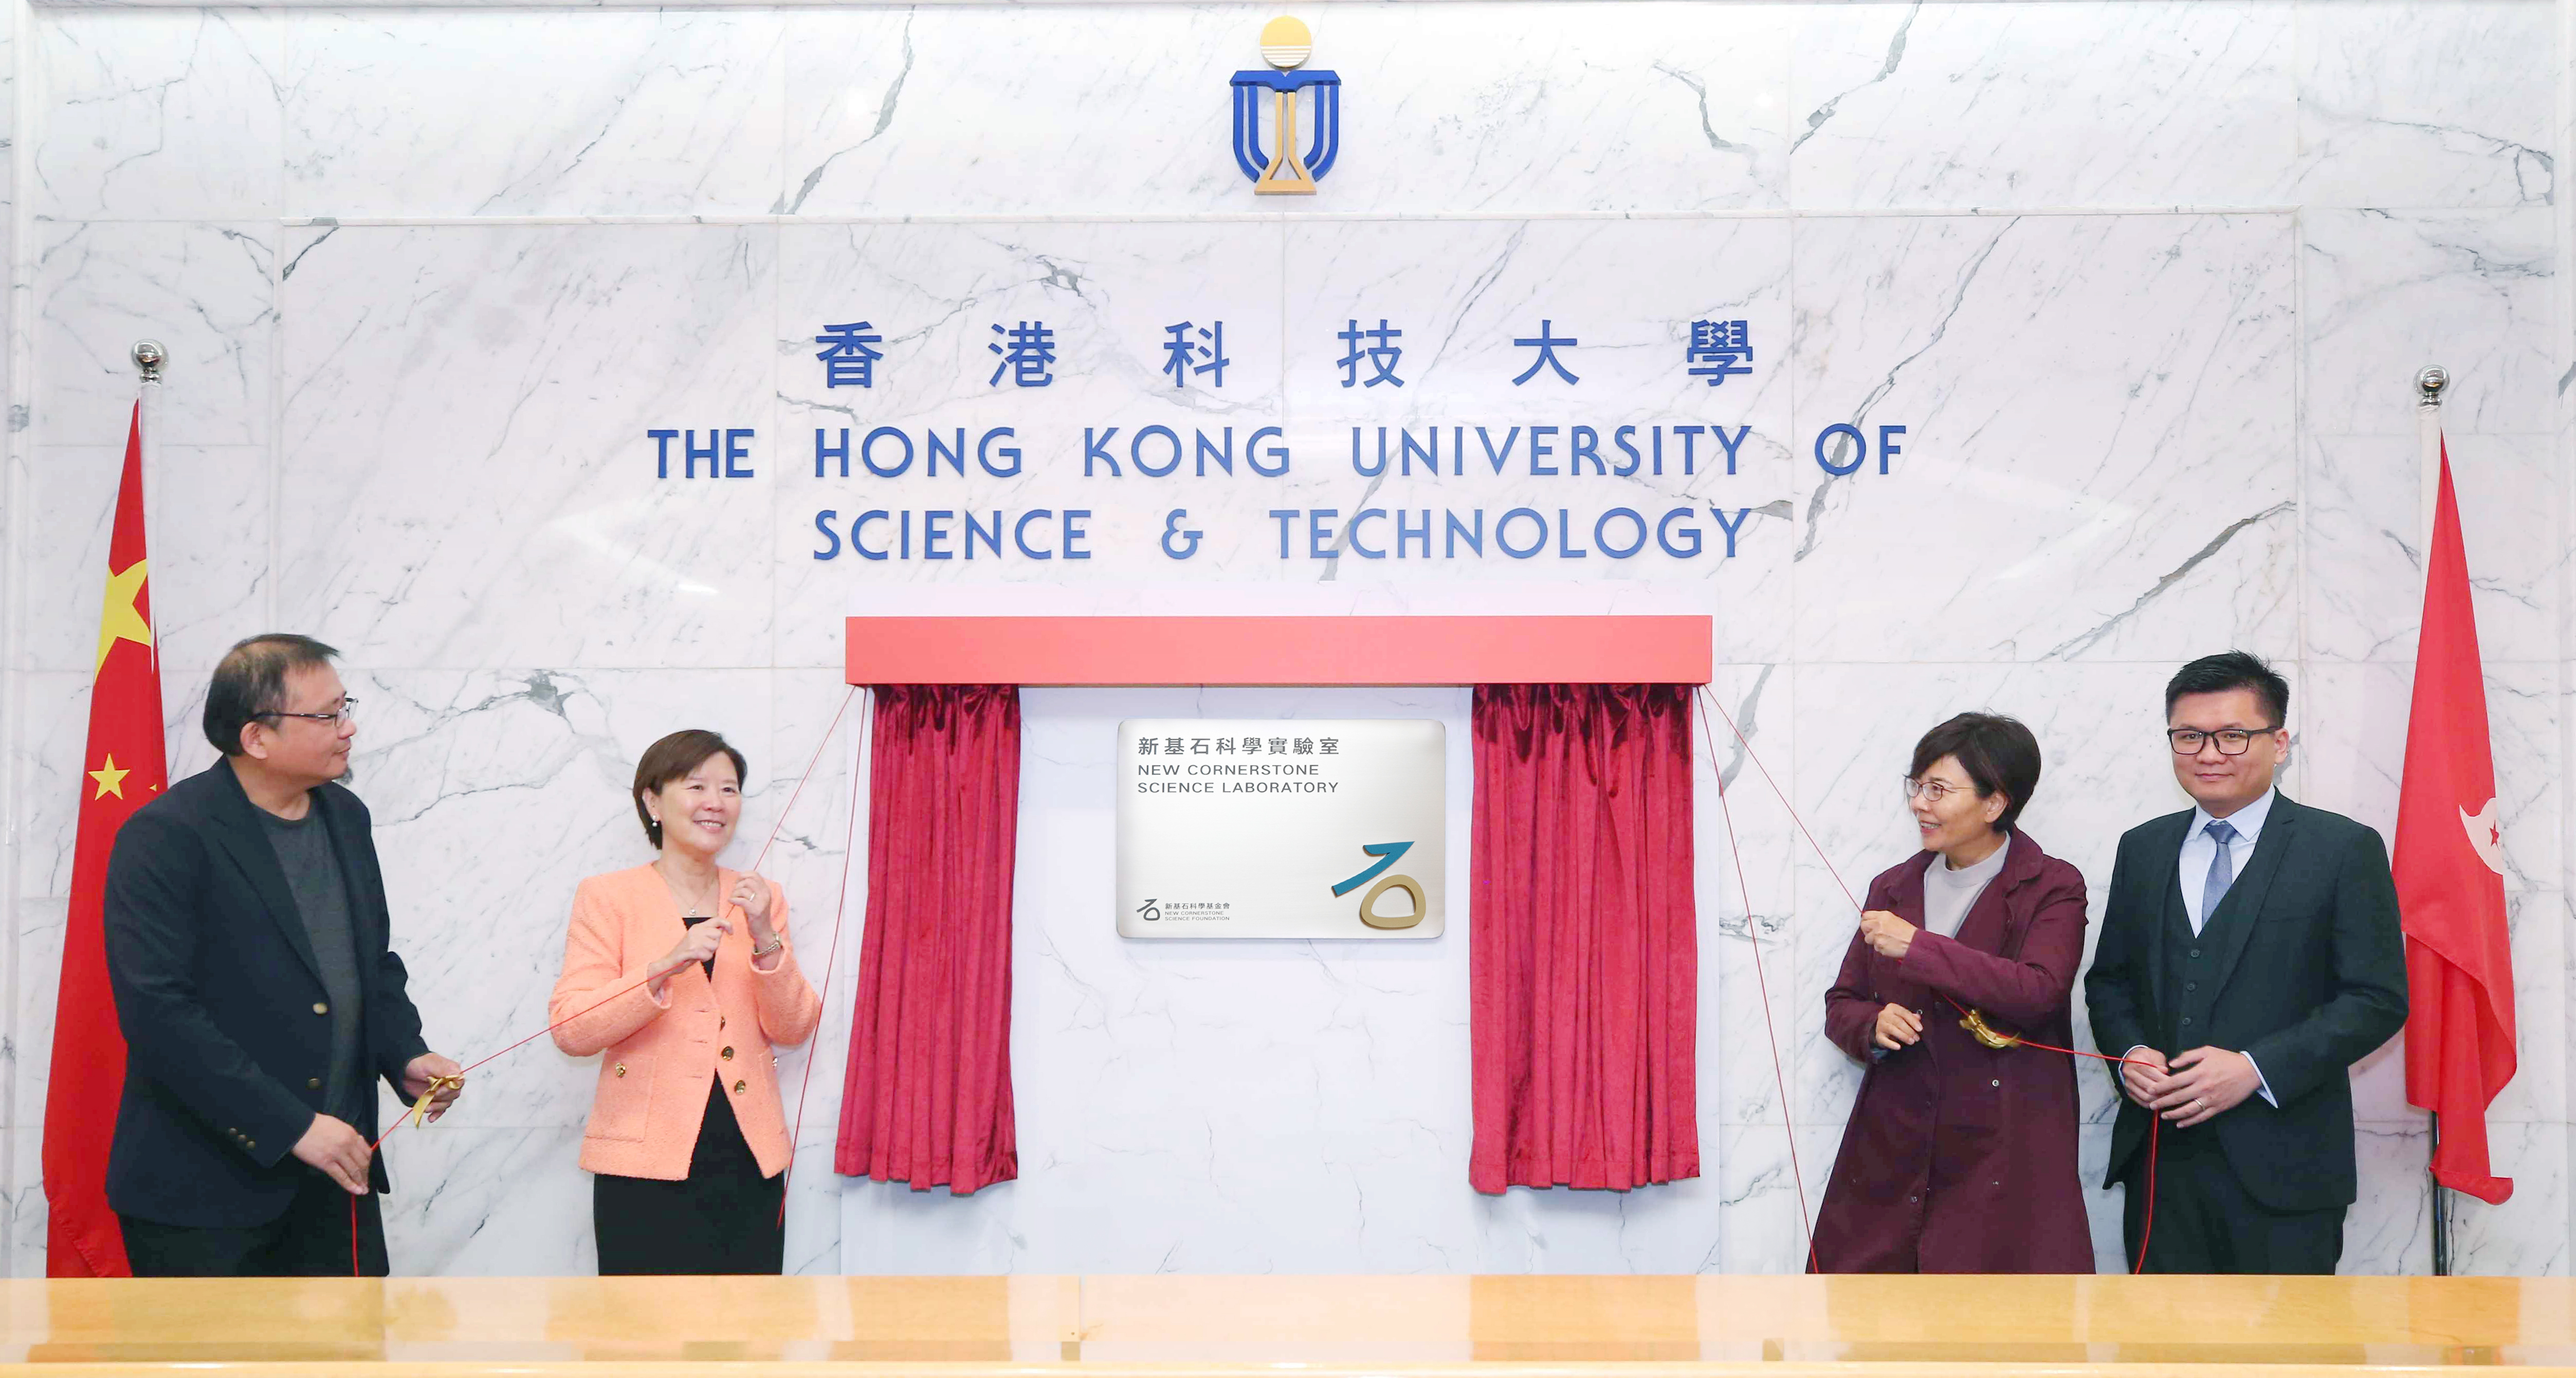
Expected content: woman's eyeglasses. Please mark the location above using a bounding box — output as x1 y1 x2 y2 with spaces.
1901 776 1970 804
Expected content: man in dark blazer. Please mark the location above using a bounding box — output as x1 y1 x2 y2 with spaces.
2085 650 2407 1274
103 634 463 1276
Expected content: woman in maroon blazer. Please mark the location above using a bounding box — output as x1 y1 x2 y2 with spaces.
1812 712 2095 1273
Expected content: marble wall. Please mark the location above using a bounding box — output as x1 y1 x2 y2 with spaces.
0 0 2568 1278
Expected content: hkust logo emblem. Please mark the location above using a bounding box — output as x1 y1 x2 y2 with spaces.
1331 841 1423 930
1231 17 1341 195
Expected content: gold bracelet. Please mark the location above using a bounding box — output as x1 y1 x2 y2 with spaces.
752 936 784 958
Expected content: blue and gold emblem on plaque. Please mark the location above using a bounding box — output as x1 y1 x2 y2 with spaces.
1230 17 1341 194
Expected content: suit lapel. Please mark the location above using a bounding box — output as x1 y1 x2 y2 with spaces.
203 762 326 987
2204 795 2298 1000
2141 810 2191 1022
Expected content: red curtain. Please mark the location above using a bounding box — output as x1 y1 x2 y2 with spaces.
1470 683 1698 1193
836 685 1020 1193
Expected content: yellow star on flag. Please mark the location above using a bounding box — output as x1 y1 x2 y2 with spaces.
88 755 129 800
94 558 153 673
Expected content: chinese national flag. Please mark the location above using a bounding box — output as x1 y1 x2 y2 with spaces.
42 404 166 1275
2395 438 2516 1206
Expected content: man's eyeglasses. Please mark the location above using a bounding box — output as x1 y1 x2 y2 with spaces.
1902 776 1972 804
2167 725 2277 756
261 697 356 727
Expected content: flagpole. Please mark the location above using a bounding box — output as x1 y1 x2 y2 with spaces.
2417 365 2446 553
2415 362 2451 1278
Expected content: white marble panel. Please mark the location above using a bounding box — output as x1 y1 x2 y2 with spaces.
780 4 1793 219
2292 0 2555 211
1711 1123 1842 1273
1789 214 2298 664
2298 661 2563 899
13 672 96 904
1276 219 1796 656
9 441 268 683
2305 431 2565 664
284 11 784 219
762 670 868 1204
2348 1122 2437 1274
1282 219 1792 446
277 224 777 669
33 221 273 450
377 1124 594 1276
1788 2 2295 211
774 219 1290 659
1288 2 1794 215
2303 208 2554 436
7 451 113 677
2487 890 2568 1127
2449 1120 2570 1273
5 902 67 1280
1705 665 1801 1132
31 10 281 220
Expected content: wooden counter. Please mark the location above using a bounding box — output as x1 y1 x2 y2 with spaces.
0 1274 2566 1373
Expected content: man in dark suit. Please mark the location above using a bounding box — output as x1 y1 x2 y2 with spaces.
2084 650 2407 1274
103 634 463 1276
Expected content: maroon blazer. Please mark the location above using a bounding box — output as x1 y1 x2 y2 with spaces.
1811 830 2095 1274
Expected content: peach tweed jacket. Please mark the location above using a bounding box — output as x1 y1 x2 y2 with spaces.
550 866 823 1181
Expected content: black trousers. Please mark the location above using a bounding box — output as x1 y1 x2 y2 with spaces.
594 1081 785 1275
2122 1124 2345 1274
121 1169 388 1278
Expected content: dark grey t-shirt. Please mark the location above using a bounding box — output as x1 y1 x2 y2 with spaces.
259 804 366 1124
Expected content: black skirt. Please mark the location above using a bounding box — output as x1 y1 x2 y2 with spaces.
593 1078 786 1275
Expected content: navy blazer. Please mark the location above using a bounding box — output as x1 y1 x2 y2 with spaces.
2082 794 2407 1211
102 761 431 1227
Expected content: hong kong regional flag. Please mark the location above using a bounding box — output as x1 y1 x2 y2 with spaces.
2395 438 2516 1206
43 405 165 1275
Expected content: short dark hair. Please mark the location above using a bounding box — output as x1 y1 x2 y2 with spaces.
204 634 341 757
632 730 748 849
2164 650 2289 726
1909 712 2042 834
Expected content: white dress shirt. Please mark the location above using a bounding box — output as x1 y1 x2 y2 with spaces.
2128 787 2280 1108
2177 786 2277 934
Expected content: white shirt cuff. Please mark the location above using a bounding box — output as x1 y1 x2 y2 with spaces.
2242 1051 2278 1108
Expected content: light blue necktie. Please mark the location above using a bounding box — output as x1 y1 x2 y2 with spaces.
2200 819 2241 930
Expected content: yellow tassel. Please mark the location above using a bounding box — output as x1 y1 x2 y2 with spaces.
407 1074 466 1130
1958 1008 2024 1050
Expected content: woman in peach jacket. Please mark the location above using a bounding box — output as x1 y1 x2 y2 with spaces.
551 729 823 1275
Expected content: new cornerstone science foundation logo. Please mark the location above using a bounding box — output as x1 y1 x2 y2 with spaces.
1118 719 1444 939
1230 17 1341 195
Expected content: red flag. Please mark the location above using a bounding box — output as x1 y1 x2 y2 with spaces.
2395 438 2516 1205
42 404 167 1275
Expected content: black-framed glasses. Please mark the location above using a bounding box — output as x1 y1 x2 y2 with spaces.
2167 725 2277 756
261 697 356 727
1902 776 1971 804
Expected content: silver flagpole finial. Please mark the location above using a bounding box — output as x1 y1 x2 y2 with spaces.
2417 364 2449 403
131 340 166 383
